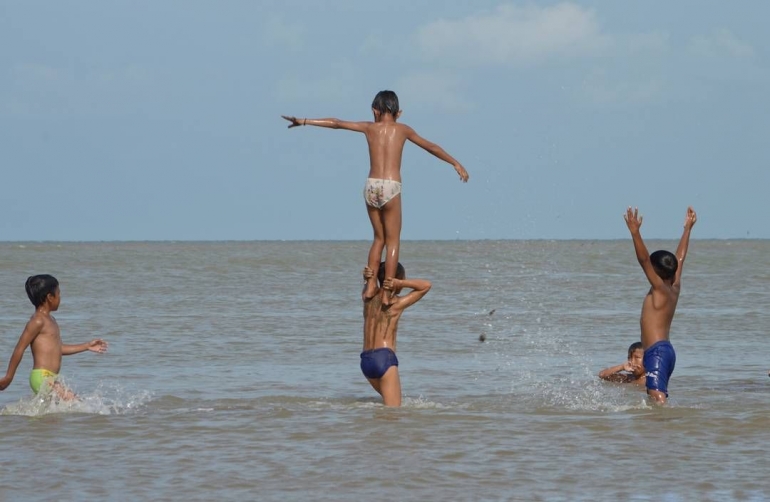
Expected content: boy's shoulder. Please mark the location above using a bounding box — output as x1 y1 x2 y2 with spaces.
29 311 56 327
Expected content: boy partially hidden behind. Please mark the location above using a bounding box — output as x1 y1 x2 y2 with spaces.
599 342 645 385
361 262 431 407
0 275 108 400
624 206 697 404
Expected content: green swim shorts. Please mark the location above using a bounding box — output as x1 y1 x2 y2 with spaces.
29 368 58 394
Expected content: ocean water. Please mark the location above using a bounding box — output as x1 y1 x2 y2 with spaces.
0 240 768 501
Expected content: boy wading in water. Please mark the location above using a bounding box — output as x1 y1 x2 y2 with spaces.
360 262 431 406
0 275 108 401
283 90 468 305
624 206 697 404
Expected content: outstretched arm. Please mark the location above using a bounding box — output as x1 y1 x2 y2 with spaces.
624 207 665 289
383 278 432 311
62 339 108 356
405 127 469 182
282 115 369 133
673 207 697 286
0 319 43 390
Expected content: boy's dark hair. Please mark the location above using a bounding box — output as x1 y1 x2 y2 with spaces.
377 261 406 285
372 90 399 117
25 274 59 307
627 342 643 358
650 250 678 280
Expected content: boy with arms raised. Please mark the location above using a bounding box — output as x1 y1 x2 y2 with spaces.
598 342 645 385
360 262 431 407
0 275 108 400
624 206 697 404
283 90 468 305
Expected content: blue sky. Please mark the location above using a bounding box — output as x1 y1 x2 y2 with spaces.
1 1 767 240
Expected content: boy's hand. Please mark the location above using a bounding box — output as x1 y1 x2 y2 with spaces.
88 339 108 354
683 206 697 229
382 278 400 291
454 163 469 182
0 375 11 390
281 115 302 128
623 361 640 373
624 206 643 233
362 266 374 281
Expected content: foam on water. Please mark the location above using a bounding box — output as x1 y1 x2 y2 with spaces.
0 381 153 416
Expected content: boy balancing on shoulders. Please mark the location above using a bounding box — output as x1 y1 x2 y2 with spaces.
599 342 645 385
624 206 697 404
0 275 108 401
283 90 468 306
360 262 431 407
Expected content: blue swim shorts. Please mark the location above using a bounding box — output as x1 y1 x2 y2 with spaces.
360 348 399 379
644 340 676 397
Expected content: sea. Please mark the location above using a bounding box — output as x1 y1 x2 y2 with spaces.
0 240 768 501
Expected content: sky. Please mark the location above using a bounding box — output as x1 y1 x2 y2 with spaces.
1 1 768 241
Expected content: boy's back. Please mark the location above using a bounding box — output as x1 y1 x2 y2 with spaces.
639 278 680 349
363 121 411 181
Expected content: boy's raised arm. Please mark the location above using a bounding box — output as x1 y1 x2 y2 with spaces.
0 318 43 390
673 207 697 286
624 207 665 289
282 115 369 133
384 277 432 311
404 127 469 182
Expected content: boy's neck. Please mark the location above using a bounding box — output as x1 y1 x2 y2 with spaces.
36 304 54 315
376 114 397 124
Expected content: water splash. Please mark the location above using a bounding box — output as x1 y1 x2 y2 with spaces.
0 381 153 416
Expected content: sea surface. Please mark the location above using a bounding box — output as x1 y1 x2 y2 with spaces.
0 240 768 501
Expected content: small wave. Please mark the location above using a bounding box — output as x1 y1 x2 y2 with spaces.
0 382 153 416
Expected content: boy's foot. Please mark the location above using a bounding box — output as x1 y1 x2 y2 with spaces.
363 278 378 301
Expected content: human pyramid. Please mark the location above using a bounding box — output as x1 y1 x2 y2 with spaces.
0 90 697 409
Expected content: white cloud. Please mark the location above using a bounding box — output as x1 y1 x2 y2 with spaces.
415 2 610 67
579 68 665 106
687 29 755 59
13 63 62 82
262 15 304 51
396 71 472 112
274 60 360 103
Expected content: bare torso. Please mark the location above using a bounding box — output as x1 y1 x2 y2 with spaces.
640 285 680 349
363 294 404 352
364 122 410 181
29 313 63 373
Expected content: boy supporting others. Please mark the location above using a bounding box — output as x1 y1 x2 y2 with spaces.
624 206 697 404
282 90 468 305
598 342 645 385
0 275 108 400
360 262 431 407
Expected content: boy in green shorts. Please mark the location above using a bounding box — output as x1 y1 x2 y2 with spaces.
0 274 108 400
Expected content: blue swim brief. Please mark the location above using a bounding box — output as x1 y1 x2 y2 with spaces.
360 348 399 379
644 340 676 397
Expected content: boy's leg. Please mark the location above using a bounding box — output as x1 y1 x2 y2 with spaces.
380 195 402 305
365 204 386 300
647 389 667 404
378 366 402 407
52 381 77 401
